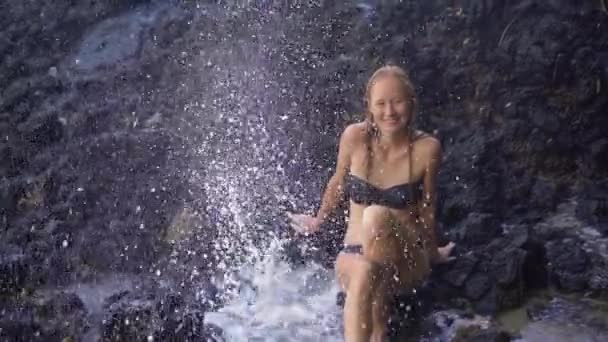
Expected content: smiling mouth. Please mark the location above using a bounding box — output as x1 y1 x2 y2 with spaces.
384 120 400 125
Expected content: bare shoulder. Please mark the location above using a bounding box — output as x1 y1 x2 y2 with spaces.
413 130 442 159
340 122 367 145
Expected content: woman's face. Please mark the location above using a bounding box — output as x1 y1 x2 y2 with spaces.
368 75 412 136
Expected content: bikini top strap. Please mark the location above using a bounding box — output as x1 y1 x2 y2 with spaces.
408 134 416 210
409 130 429 214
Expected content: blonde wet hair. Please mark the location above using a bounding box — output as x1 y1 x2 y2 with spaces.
364 64 418 128
363 65 418 178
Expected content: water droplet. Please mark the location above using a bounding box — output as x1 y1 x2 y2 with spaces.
48 66 58 78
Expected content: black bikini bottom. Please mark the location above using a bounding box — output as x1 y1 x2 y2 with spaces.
336 243 427 308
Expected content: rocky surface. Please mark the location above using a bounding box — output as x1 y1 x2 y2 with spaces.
0 291 89 341
100 288 224 342
1 0 607 340
305 0 608 320
0 277 224 341
365 0 608 317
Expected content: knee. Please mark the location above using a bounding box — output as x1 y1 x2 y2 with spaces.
348 259 381 297
371 327 388 342
362 205 392 237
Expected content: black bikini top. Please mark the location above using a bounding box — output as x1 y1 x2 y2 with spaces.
345 173 422 209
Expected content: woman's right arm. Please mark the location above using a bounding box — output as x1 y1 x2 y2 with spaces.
314 124 359 223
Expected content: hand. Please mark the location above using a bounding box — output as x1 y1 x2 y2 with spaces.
435 241 457 264
286 212 322 235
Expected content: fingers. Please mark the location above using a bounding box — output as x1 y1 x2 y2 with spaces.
290 220 306 233
286 212 308 234
443 254 457 262
286 212 305 223
444 241 456 253
449 243 456 254
437 255 457 264
446 243 457 262
286 212 300 226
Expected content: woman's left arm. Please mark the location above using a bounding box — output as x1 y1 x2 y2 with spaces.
419 137 442 263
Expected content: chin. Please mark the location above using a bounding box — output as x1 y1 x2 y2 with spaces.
380 123 406 134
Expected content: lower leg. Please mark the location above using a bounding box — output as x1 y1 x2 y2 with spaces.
343 289 372 342
343 261 379 342
370 283 391 342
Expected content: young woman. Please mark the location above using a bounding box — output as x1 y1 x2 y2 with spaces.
288 65 455 342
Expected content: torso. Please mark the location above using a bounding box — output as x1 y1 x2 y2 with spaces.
342 123 433 245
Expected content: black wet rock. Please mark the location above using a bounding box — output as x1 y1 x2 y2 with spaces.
101 288 224 342
493 246 527 286
102 296 156 341
439 132 503 227
546 238 590 291
576 179 608 236
464 273 492 301
433 225 535 314
420 309 513 342
387 288 434 340
0 311 43 342
531 200 608 296
0 291 88 341
0 182 19 225
36 292 89 339
452 212 501 247
474 285 501 315
442 253 479 288
0 244 28 297
155 309 206 342
588 267 608 298
453 324 512 342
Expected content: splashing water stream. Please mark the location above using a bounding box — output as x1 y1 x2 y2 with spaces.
178 3 347 340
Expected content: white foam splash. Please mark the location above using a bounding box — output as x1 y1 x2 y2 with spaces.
205 239 343 342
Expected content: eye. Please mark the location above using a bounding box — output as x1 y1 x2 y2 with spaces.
376 101 385 106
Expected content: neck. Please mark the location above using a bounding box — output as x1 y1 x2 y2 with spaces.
377 129 411 150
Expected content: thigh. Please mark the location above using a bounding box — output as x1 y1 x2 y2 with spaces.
370 219 431 291
361 206 405 265
371 274 394 319
335 252 369 291
391 232 431 292
335 251 392 292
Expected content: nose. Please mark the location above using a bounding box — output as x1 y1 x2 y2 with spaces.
384 102 396 116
